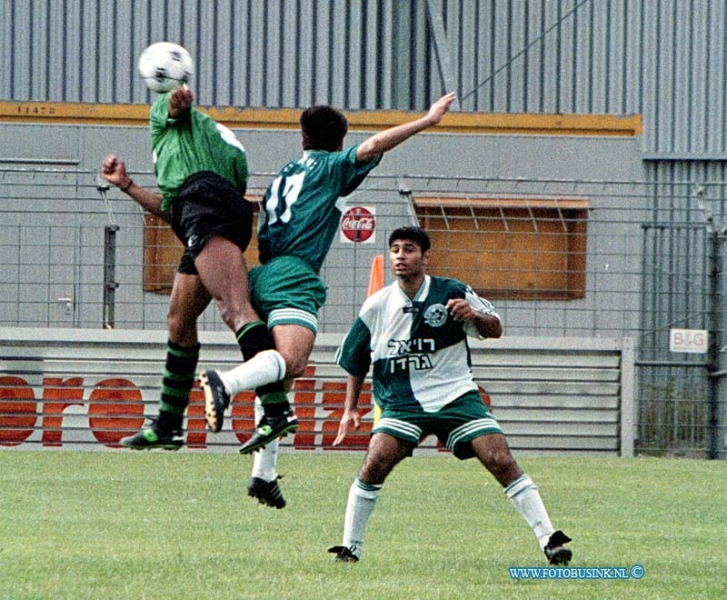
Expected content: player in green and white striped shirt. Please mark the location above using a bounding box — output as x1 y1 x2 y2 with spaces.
328 226 572 566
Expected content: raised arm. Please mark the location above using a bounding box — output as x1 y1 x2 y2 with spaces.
167 85 194 119
101 154 167 220
355 92 456 163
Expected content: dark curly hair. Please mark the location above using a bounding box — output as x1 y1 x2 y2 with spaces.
300 105 348 151
388 226 431 253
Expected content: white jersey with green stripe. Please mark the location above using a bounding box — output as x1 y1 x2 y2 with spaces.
337 275 500 413
257 146 381 272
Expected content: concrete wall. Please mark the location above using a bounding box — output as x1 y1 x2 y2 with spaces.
0 328 635 457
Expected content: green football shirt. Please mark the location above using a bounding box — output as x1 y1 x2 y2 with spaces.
257 146 382 272
149 93 248 211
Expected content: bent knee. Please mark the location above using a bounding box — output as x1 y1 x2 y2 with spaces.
283 356 309 379
482 450 522 484
473 435 519 472
487 450 518 472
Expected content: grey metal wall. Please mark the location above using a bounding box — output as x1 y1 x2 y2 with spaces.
2 0 727 157
0 0 429 109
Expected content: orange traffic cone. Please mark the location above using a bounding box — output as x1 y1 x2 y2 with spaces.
366 255 385 425
366 254 384 297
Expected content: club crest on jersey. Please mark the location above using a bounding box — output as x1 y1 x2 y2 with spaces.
423 303 448 327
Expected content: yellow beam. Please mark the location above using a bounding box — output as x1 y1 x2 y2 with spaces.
0 100 642 136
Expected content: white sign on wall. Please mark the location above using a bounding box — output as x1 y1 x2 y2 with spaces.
669 329 708 354
340 206 376 244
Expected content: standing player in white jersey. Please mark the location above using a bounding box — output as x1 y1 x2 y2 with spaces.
200 93 456 508
327 226 572 565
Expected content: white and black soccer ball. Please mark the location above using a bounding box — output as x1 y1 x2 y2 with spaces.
138 42 194 93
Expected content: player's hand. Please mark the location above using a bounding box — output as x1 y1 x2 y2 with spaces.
101 154 131 189
446 298 475 322
168 85 193 118
333 408 361 446
427 92 456 125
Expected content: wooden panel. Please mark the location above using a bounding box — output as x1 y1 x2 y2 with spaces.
473 366 620 382
143 214 181 294
493 395 620 410
494 408 620 422
142 202 261 295
506 437 620 450
473 352 621 368
415 198 589 300
0 102 643 137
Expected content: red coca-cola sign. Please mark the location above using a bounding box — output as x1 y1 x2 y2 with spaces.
341 206 375 242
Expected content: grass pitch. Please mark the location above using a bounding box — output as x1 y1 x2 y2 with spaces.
0 451 725 600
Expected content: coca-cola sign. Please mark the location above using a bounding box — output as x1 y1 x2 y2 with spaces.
340 206 376 243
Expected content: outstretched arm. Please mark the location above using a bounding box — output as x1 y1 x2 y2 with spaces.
101 154 168 220
355 92 456 163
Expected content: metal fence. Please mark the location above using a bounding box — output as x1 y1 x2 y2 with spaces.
1 167 725 458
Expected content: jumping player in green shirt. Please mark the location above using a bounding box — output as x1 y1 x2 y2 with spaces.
200 93 457 508
328 226 572 565
102 85 274 450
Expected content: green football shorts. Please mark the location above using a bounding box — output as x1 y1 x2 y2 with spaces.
372 390 504 460
249 255 327 333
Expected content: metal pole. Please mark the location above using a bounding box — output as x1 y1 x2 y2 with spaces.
700 186 724 459
103 225 120 329
97 175 119 330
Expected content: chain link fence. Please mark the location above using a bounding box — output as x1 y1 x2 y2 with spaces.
1 167 725 457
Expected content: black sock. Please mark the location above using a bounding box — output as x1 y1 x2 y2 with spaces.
257 382 290 416
236 321 275 361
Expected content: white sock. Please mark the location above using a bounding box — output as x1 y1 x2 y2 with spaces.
342 478 382 559
505 474 555 550
219 349 286 395
251 397 279 481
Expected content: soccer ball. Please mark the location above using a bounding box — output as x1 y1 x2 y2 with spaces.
138 42 194 93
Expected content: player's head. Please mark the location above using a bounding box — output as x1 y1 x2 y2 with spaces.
300 106 348 151
388 226 431 253
389 226 431 282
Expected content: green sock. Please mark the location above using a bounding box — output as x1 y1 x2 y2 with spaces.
158 340 200 431
259 388 290 417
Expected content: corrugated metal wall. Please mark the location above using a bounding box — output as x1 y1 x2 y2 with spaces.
0 0 422 110
2 0 727 157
